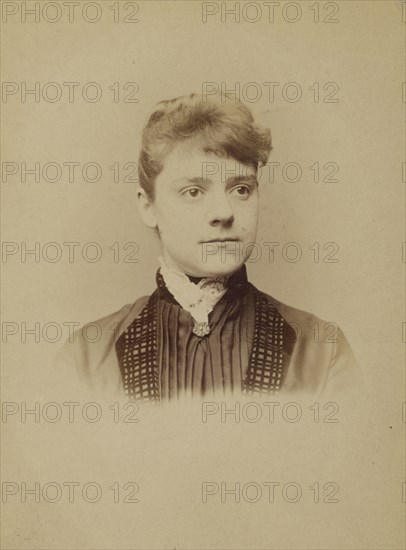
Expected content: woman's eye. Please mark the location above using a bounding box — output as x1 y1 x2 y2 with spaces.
182 188 203 199
232 185 251 197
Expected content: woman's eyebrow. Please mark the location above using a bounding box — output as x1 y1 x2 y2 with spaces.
187 176 210 184
226 174 258 185
171 176 210 185
171 175 257 186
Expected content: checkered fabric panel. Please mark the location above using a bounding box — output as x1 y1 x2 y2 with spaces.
115 291 159 402
115 280 294 401
242 291 288 396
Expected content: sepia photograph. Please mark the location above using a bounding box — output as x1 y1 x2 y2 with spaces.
1 1 404 549
55 91 363 402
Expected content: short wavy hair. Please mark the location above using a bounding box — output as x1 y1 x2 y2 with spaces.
138 93 272 200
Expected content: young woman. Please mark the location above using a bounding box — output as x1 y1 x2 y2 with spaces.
56 93 361 402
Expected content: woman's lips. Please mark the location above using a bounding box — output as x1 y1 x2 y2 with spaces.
201 238 240 244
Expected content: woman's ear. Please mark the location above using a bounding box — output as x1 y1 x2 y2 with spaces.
136 188 157 229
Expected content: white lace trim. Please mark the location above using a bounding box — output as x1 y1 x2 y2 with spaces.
158 256 228 325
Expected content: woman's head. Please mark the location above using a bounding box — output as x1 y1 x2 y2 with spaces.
138 92 272 201
137 93 272 277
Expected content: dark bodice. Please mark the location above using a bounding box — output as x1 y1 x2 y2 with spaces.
155 265 255 399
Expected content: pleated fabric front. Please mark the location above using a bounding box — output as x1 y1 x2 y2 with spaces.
156 268 256 400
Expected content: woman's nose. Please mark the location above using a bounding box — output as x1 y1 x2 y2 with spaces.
208 194 235 227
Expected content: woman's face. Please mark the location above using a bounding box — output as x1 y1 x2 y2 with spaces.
138 145 259 277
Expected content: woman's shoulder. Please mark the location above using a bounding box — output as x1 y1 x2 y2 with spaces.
82 295 150 337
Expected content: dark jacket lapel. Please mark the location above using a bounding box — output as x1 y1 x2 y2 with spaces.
115 291 160 402
242 289 296 395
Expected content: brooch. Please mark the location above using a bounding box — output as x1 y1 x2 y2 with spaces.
193 321 211 337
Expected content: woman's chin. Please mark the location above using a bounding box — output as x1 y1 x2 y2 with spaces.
189 260 245 278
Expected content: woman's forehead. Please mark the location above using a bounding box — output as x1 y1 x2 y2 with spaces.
159 145 257 181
